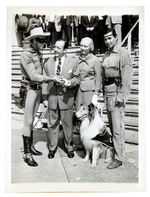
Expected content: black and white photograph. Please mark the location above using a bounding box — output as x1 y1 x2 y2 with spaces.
5 5 146 193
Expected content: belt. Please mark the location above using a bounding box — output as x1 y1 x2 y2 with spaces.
81 78 94 81
30 84 41 90
104 77 120 86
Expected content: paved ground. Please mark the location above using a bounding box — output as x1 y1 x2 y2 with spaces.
11 114 138 184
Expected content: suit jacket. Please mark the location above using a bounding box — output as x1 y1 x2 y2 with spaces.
77 53 102 92
42 55 80 110
81 16 99 38
75 53 102 111
81 16 99 29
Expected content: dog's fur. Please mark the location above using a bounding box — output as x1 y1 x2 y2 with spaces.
76 103 114 168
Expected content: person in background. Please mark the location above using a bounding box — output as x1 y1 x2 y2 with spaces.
102 28 133 169
42 39 80 159
63 15 73 47
81 16 99 54
51 15 64 45
20 25 59 167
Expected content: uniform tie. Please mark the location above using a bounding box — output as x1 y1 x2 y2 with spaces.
56 58 61 75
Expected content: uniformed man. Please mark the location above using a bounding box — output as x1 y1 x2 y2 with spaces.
20 25 59 167
102 28 133 169
42 39 80 159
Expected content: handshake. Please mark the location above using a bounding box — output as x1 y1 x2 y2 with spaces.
49 75 71 87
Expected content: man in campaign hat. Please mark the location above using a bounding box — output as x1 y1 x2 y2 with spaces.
102 28 133 169
20 22 60 167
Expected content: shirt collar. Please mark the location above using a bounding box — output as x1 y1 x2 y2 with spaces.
25 46 36 53
79 53 93 64
112 43 121 53
108 43 121 53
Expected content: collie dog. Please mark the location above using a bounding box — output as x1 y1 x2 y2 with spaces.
76 103 114 168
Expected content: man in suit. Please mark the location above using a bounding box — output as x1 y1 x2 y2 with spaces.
81 15 99 54
42 39 80 159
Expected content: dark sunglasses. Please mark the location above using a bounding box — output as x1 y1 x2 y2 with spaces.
36 38 45 43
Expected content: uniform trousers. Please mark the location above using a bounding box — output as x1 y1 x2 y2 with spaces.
47 106 74 152
24 88 41 136
107 104 125 161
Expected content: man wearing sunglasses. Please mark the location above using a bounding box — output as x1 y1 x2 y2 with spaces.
20 25 59 167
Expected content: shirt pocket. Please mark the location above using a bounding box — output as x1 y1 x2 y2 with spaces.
103 55 120 77
103 55 120 70
33 56 41 70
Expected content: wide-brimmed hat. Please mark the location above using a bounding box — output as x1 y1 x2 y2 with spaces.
25 26 50 41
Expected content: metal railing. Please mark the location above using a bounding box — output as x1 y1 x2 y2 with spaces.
121 19 139 52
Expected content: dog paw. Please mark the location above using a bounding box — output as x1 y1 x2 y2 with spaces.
82 158 89 162
91 164 96 168
104 158 112 163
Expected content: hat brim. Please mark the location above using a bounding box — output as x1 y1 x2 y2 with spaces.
25 32 50 41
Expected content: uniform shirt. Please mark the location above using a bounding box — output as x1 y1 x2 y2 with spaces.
102 43 133 102
20 47 46 83
78 53 101 93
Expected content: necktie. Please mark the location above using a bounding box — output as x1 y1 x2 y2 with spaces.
56 58 61 75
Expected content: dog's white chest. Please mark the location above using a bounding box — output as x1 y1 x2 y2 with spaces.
80 111 105 151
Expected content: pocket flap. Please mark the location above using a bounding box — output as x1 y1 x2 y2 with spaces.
105 83 117 92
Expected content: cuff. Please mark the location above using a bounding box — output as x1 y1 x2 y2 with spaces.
94 91 100 96
116 95 124 103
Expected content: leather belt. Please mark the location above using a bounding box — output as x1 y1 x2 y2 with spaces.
81 78 94 81
104 77 120 86
30 84 41 90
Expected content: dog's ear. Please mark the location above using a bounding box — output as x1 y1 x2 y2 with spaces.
88 103 95 110
88 103 95 121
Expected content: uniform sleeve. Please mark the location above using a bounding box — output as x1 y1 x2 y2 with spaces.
42 60 49 100
20 52 50 83
69 57 80 87
101 55 106 94
117 48 133 102
94 58 102 93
